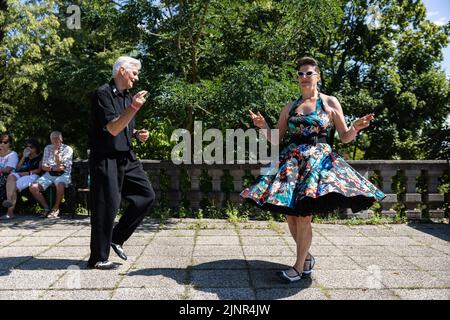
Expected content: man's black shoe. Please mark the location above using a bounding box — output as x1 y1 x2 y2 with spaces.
87 261 120 270
111 243 127 261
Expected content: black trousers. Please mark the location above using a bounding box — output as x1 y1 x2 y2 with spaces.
88 151 155 265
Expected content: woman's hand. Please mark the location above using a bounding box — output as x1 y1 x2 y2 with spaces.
352 113 375 131
23 147 31 158
249 110 268 129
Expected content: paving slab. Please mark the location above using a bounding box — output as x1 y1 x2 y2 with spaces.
191 257 248 270
255 288 328 300
112 287 186 300
194 245 244 257
0 290 45 300
189 288 255 300
196 236 240 245
133 256 192 269
328 289 398 300
313 269 386 289
0 270 65 289
151 236 195 246
10 237 66 247
42 289 113 300
144 245 194 257
351 256 421 271
190 270 250 288
393 288 450 300
380 270 442 288
120 269 187 288
0 237 21 246
52 269 124 290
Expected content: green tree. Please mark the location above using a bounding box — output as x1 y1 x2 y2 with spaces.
0 0 134 156
1 0 448 161
318 0 450 159
0 0 74 147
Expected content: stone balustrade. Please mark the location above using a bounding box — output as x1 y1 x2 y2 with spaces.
71 160 449 219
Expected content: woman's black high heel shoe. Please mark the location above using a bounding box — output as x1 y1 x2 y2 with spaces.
278 266 303 282
302 254 316 278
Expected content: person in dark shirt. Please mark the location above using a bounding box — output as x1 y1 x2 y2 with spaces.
87 56 156 270
1 138 42 219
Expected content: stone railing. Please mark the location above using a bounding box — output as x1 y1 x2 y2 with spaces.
71 160 449 219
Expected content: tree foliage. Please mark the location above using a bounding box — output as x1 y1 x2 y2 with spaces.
0 0 448 160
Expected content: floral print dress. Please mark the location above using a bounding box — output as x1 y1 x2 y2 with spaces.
240 96 386 216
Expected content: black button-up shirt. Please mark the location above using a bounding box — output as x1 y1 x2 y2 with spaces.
89 80 135 155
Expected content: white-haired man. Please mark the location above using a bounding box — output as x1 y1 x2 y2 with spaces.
88 56 155 270
29 131 73 219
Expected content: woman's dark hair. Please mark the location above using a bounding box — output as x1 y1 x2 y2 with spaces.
25 138 41 154
297 56 321 74
0 134 13 148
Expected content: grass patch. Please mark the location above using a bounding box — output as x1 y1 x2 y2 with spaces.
313 213 408 225
225 204 249 224
267 220 284 234
150 206 415 225
316 284 332 299
188 219 208 230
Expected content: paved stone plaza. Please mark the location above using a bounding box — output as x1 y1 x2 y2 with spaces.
0 216 449 300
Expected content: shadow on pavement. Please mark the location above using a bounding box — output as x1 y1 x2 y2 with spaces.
0 256 87 276
0 214 91 230
127 259 313 300
407 222 450 242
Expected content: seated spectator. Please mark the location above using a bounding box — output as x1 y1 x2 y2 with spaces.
0 134 19 219
2 138 43 219
29 131 73 219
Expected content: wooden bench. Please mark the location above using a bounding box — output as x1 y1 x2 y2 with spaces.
76 187 91 217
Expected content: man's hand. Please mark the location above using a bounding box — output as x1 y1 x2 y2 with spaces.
107 91 149 136
132 90 148 109
50 165 65 172
135 129 149 142
53 148 62 165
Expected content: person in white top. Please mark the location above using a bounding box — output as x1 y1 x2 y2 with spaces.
2 138 43 219
0 134 19 220
29 131 73 219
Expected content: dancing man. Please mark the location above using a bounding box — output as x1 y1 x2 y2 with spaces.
88 56 155 270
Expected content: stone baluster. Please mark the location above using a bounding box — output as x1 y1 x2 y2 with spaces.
404 169 422 220
426 169 445 218
380 169 397 217
367 170 376 184
146 168 161 206
250 168 262 178
229 169 245 203
166 168 181 209
346 167 372 219
188 168 202 209
208 169 224 207
358 166 370 179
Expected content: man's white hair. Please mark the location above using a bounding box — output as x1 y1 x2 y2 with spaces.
50 131 62 139
112 56 141 78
